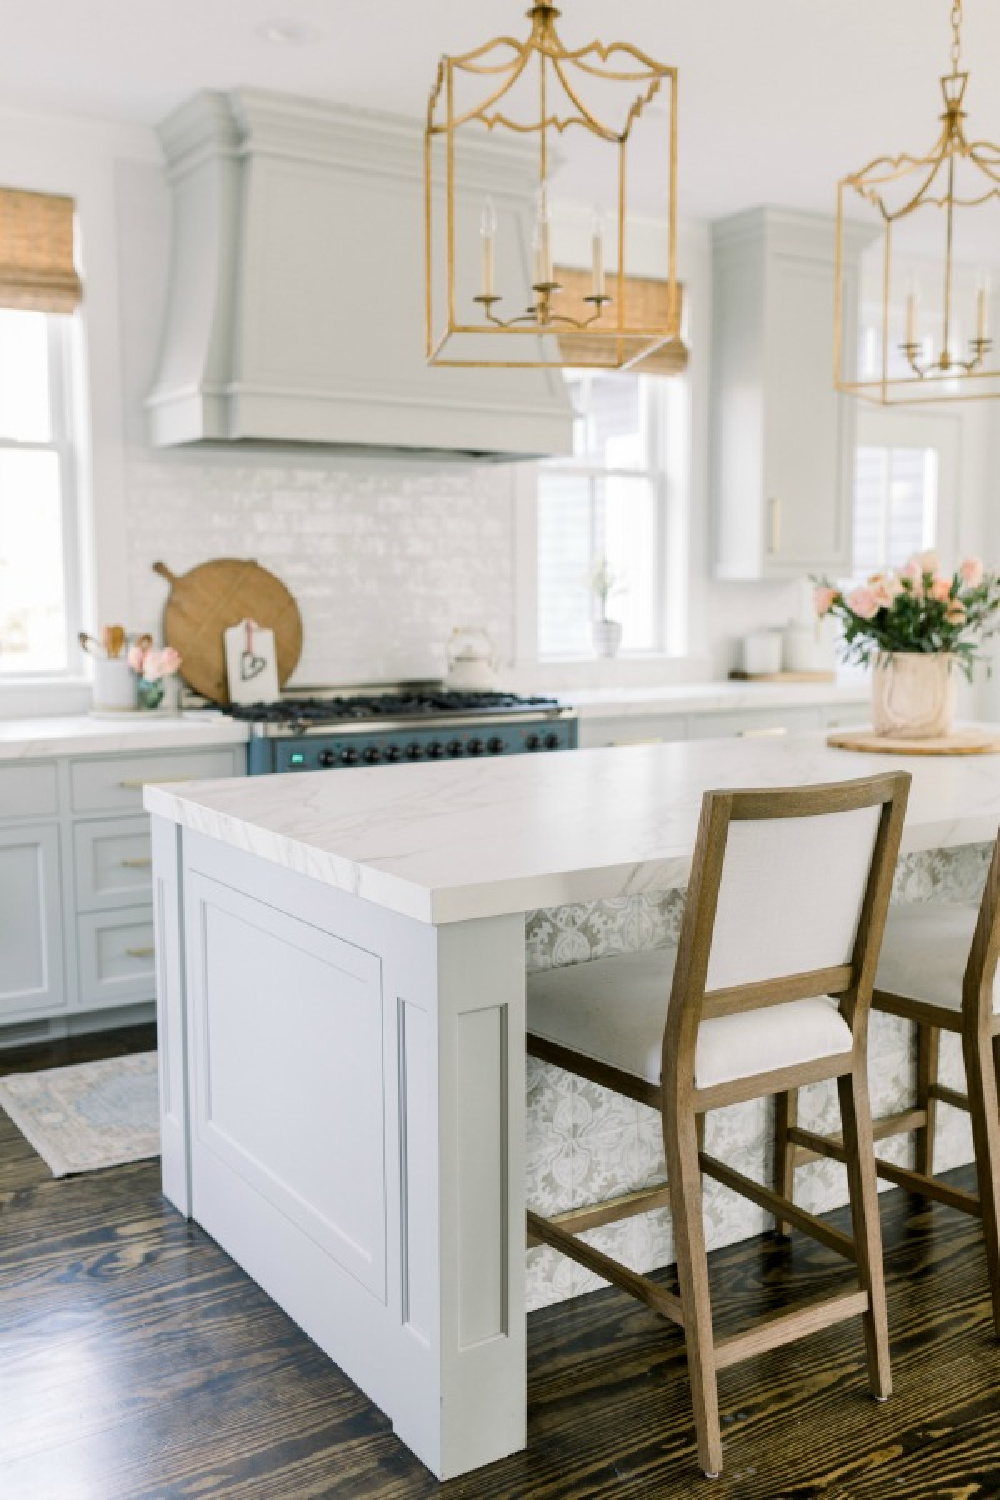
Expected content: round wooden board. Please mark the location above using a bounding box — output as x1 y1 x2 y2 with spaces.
154 558 303 705
827 727 1000 757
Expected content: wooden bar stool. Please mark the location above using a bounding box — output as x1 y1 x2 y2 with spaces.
774 835 1000 1338
526 773 910 1478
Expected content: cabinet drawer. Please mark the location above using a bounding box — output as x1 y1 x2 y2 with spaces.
692 707 824 740
77 907 156 1011
70 749 241 814
74 818 153 912
0 763 59 821
577 714 687 750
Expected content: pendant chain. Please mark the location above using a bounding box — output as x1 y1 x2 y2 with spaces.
950 0 963 75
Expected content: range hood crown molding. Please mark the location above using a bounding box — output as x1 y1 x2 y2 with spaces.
146 90 574 460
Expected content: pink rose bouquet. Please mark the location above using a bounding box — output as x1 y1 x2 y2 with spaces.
813 555 1000 679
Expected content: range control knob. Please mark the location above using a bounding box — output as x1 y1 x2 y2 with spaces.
318 750 338 768
385 745 401 763
406 743 423 760
447 739 464 757
487 737 505 755
524 734 541 751
340 747 359 766
544 732 561 750
466 738 484 756
426 741 444 759
363 746 381 764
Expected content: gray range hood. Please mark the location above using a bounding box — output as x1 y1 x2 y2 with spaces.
146 90 574 459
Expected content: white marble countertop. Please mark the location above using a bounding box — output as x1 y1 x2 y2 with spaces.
145 729 1000 927
554 679 868 720
0 713 249 761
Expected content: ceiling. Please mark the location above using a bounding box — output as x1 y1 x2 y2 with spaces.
0 0 998 221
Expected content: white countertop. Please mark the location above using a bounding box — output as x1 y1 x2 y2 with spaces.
145 729 1000 927
557 679 868 720
0 713 249 761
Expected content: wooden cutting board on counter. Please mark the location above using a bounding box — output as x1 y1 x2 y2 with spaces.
154 558 303 704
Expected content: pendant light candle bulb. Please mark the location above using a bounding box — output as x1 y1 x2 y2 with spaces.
977 271 992 343
591 209 606 299
905 273 920 347
533 181 552 286
480 198 497 299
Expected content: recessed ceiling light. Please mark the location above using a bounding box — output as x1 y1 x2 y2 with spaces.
256 19 323 46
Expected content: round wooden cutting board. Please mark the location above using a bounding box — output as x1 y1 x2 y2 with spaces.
827 727 1000 756
154 558 303 704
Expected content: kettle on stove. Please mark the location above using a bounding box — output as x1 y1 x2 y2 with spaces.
445 625 498 692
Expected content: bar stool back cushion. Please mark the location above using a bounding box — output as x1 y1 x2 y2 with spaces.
875 900 998 1011
705 806 882 992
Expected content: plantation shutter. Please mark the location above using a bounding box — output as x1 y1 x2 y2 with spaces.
553 267 687 375
0 189 83 314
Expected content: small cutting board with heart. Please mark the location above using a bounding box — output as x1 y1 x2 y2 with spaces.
153 558 303 704
224 619 281 705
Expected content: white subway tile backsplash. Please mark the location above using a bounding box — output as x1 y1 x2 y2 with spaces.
124 450 516 687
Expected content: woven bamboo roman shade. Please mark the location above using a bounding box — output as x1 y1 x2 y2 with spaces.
553 267 687 375
0 188 82 314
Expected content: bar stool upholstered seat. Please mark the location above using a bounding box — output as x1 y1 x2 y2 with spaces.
529 952 853 1090
526 773 910 1479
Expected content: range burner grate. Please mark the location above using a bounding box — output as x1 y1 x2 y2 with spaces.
225 690 561 726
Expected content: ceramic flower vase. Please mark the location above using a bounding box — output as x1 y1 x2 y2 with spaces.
136 676 166 711
872 653 956 738
592 619 623 658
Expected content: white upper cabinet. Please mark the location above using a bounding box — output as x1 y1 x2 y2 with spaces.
711 209 861 581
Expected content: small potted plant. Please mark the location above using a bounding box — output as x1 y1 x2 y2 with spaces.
128 637 183 711
814 552 1000 737
589 556 625 658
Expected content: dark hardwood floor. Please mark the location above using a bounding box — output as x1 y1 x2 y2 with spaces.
2 1027 1000 1498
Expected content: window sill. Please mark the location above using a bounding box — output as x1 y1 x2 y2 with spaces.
503 654 712 693
0 675 91 721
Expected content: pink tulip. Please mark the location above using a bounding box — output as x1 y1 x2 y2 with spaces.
868 574 900 609
127 644 144 674
847 586 880 620
814 585 838 617
929 576 952 603
913 549 941 576
945 598 967 625
159 646 182 676
960 556 984 588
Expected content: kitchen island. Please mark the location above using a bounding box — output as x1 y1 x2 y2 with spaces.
145 733 1000 1480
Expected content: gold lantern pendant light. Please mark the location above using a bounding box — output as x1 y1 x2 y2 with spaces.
425 2 682 370
836 0 1000 403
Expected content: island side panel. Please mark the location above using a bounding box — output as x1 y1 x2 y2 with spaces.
151 816 192 1216
172 828 527 1482
433 914 527 1476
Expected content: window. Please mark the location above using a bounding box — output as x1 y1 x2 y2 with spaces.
853 445 938 578
0 308 78 675
537 373 668 658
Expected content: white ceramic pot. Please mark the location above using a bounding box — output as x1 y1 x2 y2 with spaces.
592 619 623 658
872 653 956 738
92 658 138 712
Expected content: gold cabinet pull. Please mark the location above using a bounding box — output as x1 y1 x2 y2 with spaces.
767 496 782 555
738 726 789 739
120 857 153 868
126 945 155 959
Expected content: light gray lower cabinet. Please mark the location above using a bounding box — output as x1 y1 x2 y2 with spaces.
0 745 243 1036
0 822 65 1020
